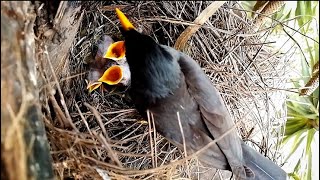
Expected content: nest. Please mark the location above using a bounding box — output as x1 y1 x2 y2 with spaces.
40 1 287 179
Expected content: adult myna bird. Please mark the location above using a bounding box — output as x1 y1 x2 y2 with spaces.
115 8 287 180
86 35 130 92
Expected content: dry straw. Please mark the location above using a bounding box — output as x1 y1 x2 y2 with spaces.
38 1 289 179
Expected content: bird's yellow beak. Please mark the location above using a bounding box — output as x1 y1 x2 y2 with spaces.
104 41 126 60
98 65 123 85
87 81 103 93
115 8 135 31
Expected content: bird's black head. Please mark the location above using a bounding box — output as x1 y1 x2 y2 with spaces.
123 29 181 103
116 9 181 103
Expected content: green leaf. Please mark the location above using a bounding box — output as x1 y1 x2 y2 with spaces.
312 87 320 109
280 2 319 178
294 158 302 174
311 83 319 108
287 113 318 120
305 128 316 155
305 40 314 69
295 1 314 33
301 58 311 83
284 120 307 136
307 150 313 180
240 1 257 18
276 2 297 22
287 102 311 117
311 40 319 106
284 133 305 162
296 1 306 29
282 128 307 145
299 129 316 180
287 96 318 117
288 172 301 180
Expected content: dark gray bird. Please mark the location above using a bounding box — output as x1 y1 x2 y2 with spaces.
116 8 287 180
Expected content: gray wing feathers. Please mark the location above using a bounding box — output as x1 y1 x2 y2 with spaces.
177 52 253 179
162 45 286 179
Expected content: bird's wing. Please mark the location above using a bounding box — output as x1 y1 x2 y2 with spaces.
176 50 254 178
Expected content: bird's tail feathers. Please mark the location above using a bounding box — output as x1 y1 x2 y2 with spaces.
241 142 288 180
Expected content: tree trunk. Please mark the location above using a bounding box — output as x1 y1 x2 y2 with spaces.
1 1 54 180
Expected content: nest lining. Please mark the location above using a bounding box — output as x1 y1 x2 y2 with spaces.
42 1 287 179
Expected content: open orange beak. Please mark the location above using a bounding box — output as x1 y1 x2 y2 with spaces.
104 41 126 60
86 81 103 93
115 8 135 31
98 65 123 85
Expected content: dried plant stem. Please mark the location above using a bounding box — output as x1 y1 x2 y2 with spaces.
151 113 158 167
146 110 155 168
300 61 320 96
44 45 78 131
177 112 187 158
174 1 226 50
42 2 290 179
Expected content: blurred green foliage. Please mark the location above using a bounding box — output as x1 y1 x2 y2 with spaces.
241 1 319 180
